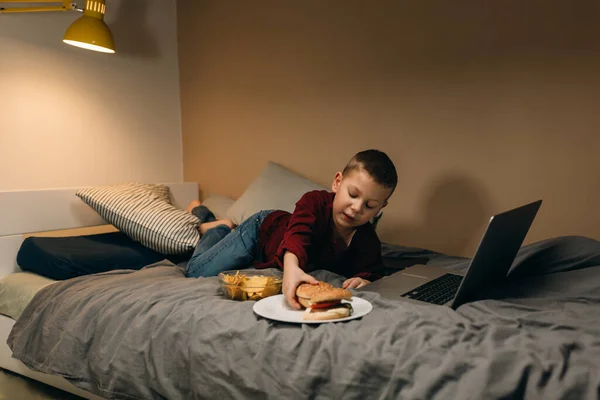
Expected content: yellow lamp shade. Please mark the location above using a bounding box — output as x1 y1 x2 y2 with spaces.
63 0 114 54
63 15 114 53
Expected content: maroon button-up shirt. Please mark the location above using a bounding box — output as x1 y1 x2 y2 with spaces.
255 190 385 281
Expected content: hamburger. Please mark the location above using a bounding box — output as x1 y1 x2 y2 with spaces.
295 282 353 321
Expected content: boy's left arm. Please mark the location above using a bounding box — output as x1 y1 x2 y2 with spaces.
343 267 384 289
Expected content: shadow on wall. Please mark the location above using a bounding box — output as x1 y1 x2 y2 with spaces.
108 0 159 58
389 173 494 257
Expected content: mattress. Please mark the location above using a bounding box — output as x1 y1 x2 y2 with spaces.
0 272 56 320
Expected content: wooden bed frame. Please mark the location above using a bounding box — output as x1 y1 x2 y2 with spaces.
0 183 199 399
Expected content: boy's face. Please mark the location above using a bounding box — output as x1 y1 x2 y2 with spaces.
331 168 392 232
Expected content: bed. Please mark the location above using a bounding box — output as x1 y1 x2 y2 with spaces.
2 166 600 399
0 182 200 399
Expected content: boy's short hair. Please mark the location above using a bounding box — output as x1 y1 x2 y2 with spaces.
342 149 398 192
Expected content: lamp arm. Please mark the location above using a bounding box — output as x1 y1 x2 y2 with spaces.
0 1 79 14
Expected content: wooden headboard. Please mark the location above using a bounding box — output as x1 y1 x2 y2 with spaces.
0 183 199 279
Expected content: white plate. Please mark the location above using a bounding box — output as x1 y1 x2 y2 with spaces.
253 294 373 324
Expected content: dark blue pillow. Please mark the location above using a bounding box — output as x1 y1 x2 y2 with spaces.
17 232 190 280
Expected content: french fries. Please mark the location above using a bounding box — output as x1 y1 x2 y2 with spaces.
221 272 281 301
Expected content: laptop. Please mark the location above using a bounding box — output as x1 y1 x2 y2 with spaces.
362 200 542 309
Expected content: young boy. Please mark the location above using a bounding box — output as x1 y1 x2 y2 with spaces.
185 149 397 309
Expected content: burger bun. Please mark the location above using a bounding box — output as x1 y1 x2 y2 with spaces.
303 306 351 321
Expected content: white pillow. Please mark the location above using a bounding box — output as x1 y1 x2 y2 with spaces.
226 161 327 225
202 194 236 219
76 183 200 255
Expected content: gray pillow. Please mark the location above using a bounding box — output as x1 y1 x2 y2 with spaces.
226 162 327 225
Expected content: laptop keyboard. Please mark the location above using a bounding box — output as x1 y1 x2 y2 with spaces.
401 273 463 305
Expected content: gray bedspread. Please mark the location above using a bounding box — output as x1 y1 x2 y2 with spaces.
8 236 600 400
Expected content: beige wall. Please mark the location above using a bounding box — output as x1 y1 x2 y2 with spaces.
178 0 600 256
0 0 183 190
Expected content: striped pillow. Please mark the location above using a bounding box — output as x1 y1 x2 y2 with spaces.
108 182 171 202
76 183 200 255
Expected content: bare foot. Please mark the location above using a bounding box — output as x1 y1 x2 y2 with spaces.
199 219 235 235
186 200 202 213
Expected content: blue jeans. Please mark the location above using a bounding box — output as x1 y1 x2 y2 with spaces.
185 210 273 278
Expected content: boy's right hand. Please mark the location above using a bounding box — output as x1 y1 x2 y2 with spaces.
282 263 318 310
